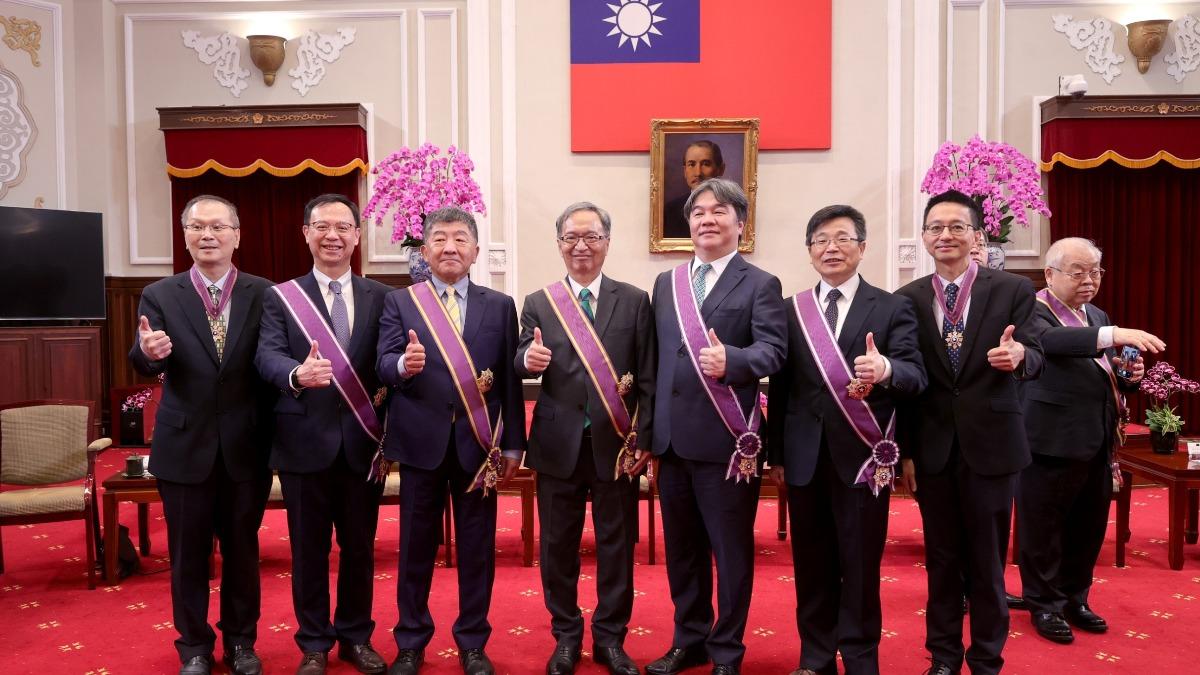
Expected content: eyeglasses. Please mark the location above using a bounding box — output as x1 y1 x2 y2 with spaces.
922 222 972 237
1050 266 1106 281
183 222 238 234
558 233 609 246
809 235 861 249
426 235 474 248
308 220 356 234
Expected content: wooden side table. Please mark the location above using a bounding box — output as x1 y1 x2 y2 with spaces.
100 470 160 585
1116 439 1200 570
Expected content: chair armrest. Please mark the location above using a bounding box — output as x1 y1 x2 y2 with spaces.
88 438 113 455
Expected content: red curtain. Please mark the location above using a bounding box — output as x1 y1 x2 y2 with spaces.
170 169 361 282
1047 163 1200 430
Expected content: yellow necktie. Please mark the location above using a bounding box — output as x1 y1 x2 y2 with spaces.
444 288 462 332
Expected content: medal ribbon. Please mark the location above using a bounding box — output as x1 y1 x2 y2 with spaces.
190 265 237 319
933 261 978 328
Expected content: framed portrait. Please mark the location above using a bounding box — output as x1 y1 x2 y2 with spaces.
649 118 759 253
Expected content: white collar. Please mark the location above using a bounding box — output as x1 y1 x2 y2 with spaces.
567 273 603 299
818 274 861 304
691 249 738 277
312 267 352 292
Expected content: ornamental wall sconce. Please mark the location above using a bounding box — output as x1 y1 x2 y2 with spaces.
1126 19 1172 74
247 34 286 85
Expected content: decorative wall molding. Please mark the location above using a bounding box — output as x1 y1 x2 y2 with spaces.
1051 15 1123 83
0 61 36 199
1166 15 1200 83
5 0 63 208
500 0 517 295
0 15 41 66
417 8 460 147
288 27 356 97
885 0 901 290
912 0 942 278
181 30 249 97
1007 0 1196 6
897 241 918 270
487 247 507 272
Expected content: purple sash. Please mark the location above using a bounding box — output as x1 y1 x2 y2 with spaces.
1035 288 1127 441
793 289 898 496
272 281 382 444
671 263 762 483
543 281 640 479
409 281 506 494
191 265 237 319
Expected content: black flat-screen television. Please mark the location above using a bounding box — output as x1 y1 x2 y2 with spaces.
0 206 105 320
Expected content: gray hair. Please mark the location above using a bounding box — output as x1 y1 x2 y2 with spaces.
683 177 748 224
1045 237 1102 269
424 206 478 241
555 201 612 237
180 194 240 228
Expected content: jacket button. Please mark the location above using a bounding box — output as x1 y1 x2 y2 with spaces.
953 388 960 396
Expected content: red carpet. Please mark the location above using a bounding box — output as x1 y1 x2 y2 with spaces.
1 448 1197 674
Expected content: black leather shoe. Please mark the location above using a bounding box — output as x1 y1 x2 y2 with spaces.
296 651 328 675
460 648 495 675
180 655 212 675
593 644 638 675
1065 603 1108 633
1032 611 1075 644
923 662 958 675
339 643 387 673
546 642 580 675
645 646 709 675
223 646 262 675
711 665 738 675
1006 593 1029 610
388 649 424 675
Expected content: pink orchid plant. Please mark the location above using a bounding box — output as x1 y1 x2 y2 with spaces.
362 143 487 247
1140 361 1200 434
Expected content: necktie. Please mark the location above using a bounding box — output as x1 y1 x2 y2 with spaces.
693 263 713 306
444 288 462 332
578 287 595 322
207 284 227 361
329 280 350 349
824 288 842 335
942 282 964 373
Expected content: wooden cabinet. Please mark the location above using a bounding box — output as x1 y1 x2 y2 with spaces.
0 326 103 437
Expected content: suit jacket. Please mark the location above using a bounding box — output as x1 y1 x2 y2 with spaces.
895 268 1044 476
376 280 526 470
128 270 275 484
1022 302 1137 461
767 277 927 487
514 276 655 481
255 272 391 475
651 254 788 462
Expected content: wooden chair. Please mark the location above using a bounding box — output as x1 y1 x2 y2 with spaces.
0 400 111 589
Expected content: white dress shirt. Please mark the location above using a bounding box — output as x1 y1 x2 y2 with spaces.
195 267 233 324
690 249 738 297
818 274 892 384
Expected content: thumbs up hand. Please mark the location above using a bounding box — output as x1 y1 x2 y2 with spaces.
138 314 173 361
852 331 886 384
986 324 1026 372
699 327 727 379
297 340 334 387
403 329 427 377
525 326 553 374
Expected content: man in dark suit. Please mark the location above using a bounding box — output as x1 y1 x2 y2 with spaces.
129 195 274 675
768 205 927 675
515 202 655 675
896 190 1044 675
376 206 525 675
646 178 787 675
255 194 391 675
1019 237 1163 644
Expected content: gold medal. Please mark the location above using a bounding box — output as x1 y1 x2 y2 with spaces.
944 330 964 350
372 387 388 407
617 372 634 397
476 368 494 393
847 378 873 400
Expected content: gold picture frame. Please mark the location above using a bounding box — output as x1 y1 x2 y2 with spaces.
650 118 759 253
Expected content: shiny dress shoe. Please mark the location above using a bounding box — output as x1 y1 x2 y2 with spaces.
645 646 709 675
1032 611 1075 644
180 655 212 675
546 642 581 675
339 643 387 673
711 665 738 675
460 648 495 675
923 662 958 675
388 649 424 675
789 669 820 675
1065 603 1108 633
223 646 262 675
1005 593 1029 610
296 651 328 675
592 644 638 675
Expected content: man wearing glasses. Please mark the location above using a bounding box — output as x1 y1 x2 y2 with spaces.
896 190 1044 675
767 205 926 675
515 202 655 675
1018 237 1163 645
130 195 275 675
256 194 392 675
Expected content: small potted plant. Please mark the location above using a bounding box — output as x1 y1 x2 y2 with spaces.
1140 361 1200 454
362 143 487 283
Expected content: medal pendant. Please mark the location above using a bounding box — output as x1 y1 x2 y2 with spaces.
846 378 873 401
476 368 495 393
944 330 964 350
617 372 634 397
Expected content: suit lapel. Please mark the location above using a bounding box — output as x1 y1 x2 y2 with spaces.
593 276 618 337
956 268 993 376
176 275 220 366
917 277 953 377
219 275 254 368
299 272 332 325
837 276 875 357
348 275 372 359
701 254 747 319
462 281 487 344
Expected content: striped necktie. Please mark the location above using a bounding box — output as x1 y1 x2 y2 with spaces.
693 263 713 305
444 288 462 332
207 284 227 360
